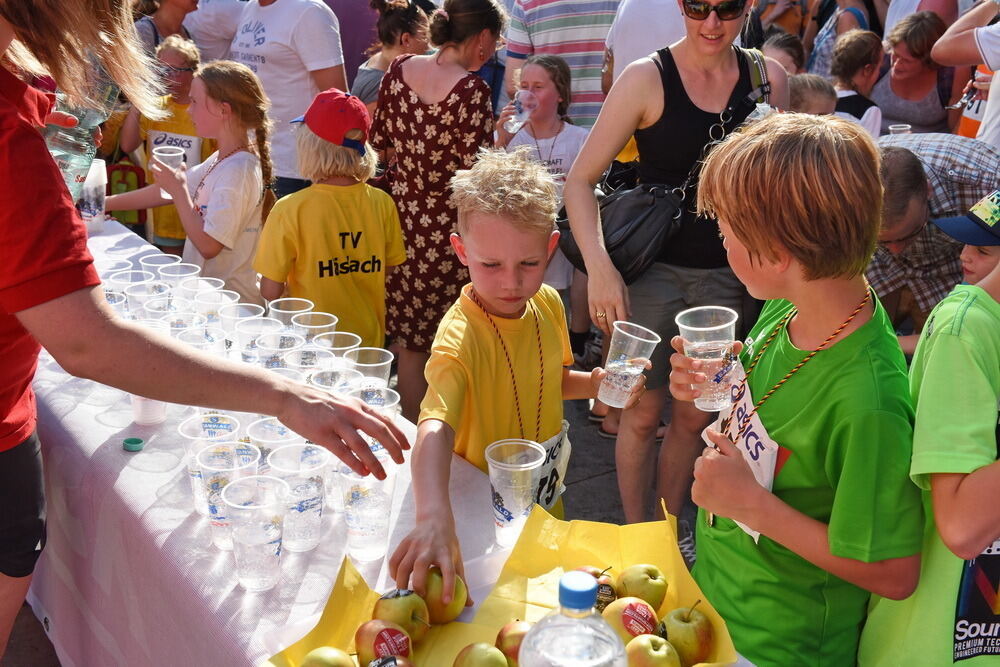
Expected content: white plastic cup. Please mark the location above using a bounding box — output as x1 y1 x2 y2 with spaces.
675 306 739 412
178 276 225 302
158 262 201 288
131 394 167 425
219 303 266 358
290 311 338 343
598 321 661 409
888 124 912 135
194 288 239 325
152 146 185 199
485 439 546 548
103 290 128 317
311 331 362 369
345 386 400 456
197 441 261 550
123 280 170 319
282 347 337 374
503 89 539 134
340 462 397 561
268 444 332 552
79 158 107 233
255 332 305 370
176 325 228 357
138 253 181 276
246 417 305 475
267 297 314 327
144 297 207 336
234 316 284 364
222 475 290 592
107 270 155 300
344 347 394 387
308 368 363 398
177 413 242 516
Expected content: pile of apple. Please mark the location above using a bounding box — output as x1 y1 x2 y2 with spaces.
585 563 714 667
298 563 713 667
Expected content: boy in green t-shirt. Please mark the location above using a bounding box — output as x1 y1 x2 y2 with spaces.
859 190 1000 666
669 113 924 666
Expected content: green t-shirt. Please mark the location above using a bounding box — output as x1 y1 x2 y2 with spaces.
859 285 1000 666
693 297 924 666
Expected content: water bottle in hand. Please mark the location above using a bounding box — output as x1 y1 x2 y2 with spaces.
503 90 539 135
519 571 627 666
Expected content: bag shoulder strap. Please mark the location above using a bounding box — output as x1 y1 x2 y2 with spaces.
741 47 771 105
843 6 868 31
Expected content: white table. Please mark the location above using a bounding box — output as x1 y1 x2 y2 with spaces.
26 221 509 666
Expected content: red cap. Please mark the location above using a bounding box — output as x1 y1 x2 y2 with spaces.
291 88 371 155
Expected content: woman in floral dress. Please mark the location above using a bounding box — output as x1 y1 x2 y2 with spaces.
371 0 506 420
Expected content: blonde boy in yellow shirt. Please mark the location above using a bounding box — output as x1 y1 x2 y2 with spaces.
389 147 648 606
255 89 405 348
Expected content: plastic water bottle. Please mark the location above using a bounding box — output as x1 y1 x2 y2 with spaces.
519 571 628 667
44 71 119 201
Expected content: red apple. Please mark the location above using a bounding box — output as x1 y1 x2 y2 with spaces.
300 646 353 667
424 566 468 624
354 619 411 666
453 642 508 667
601 596 659 646
576 565 618 612
373 589 431 642
626 634 682 667
367 657 415 667
495 619 532 665
616 564 667 612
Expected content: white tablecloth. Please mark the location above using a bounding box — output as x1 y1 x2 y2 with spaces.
26 221 509 666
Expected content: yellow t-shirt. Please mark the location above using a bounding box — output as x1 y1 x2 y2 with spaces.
420 284 573 473
139 96 216 241
254 182 406 348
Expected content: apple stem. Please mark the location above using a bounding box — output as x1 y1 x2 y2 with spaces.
600 566 613 577
416 617 432 627
685 599 702 623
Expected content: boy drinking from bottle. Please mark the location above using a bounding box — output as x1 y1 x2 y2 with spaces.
669 113 923 666
389 147 647 605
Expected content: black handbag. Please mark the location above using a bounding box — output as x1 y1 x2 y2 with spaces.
555 47 771 286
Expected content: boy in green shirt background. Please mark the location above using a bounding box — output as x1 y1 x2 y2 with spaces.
859 190 1000 666
669 113 924 666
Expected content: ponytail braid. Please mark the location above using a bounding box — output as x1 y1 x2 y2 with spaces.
255 125 276 223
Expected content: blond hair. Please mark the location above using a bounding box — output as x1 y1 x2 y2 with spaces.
451 147 558 235
788 73 836 112
296 125 378 182
697 113 881 280
1 0 163 118
157 34 201 68
195 61 275 221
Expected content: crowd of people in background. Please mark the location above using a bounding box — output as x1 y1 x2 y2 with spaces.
3 0 1000 663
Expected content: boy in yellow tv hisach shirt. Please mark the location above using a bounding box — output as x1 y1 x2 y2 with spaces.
388 147 648 607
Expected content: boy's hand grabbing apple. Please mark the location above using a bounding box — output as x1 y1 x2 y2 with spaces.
389 520 474 610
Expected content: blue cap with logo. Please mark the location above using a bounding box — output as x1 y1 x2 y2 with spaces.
931 190 1000 246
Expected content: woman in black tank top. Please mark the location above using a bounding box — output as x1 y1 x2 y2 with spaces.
563 6 788 523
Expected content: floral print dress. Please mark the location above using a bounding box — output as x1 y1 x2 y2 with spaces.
371 55 494 352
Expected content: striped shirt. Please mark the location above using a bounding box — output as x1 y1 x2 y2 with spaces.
506 0 619 128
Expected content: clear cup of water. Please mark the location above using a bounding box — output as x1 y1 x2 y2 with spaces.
485 439 546 548
177 413 242 515
151 146 185 199
222 475 290 592
197 441 262 550
503 90 539 134
268 443 331 552
597 321 661 409
341 460 397 561
675 306 739 412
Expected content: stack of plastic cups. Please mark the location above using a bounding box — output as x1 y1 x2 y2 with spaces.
268 443 332 552
234 317 284 364
177 413 242 515
267 297 313 328
291 312 337 344
344 347 394 389
196 441 261 550
218 303 265 360
222 475 290 592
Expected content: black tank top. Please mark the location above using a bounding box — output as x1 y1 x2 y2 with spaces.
635 46 755 269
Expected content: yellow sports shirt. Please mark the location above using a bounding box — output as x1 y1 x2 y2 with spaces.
254 182 406 347
139 96 216 241
420 284 573 472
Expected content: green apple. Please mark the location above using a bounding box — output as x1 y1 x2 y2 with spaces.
354 619 411 666
424 566 468 624
601 596 659 646
300 646 353 667
662 600 713 667
373 589 431 642
453 642 508 667
616 564 667 612
626 634 682 667
495 619 532 666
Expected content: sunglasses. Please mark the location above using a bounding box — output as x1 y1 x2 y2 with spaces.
160 63 196 75
681 0 748 20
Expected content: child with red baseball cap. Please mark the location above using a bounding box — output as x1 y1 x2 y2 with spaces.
254 89 406 348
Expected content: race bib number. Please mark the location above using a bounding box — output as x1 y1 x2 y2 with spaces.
705 360 781 542
534 421 571 511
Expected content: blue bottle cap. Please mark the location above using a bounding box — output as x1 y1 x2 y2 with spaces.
122 437 145 452
559 570 599 610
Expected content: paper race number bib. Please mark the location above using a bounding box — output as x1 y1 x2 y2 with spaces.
534 420 571 511
705 360 780 542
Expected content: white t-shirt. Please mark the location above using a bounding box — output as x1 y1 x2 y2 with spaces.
507 122 589 289
184 0 249 62
182 151 265 305
975 24 1000 149
229 0 344 179
605 0 685 82
883 0 921 39
834 89 882 139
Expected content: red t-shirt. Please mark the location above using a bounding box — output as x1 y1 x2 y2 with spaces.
0 67 100 451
